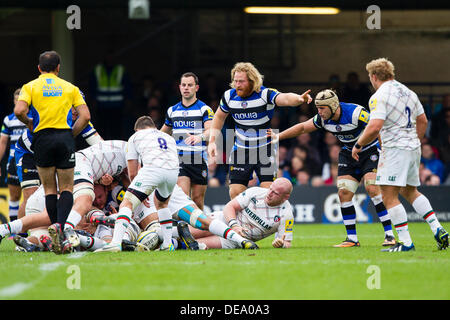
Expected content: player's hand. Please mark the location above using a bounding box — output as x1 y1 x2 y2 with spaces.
266 128 279 144
184 133 202 146
272 234 286 248
300 89 312 105
208 141 217 163
99 174 114 186
232 225 249 237
142 197 151 208
351 144 362 161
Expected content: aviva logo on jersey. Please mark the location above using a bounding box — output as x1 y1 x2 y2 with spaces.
42 83 63 97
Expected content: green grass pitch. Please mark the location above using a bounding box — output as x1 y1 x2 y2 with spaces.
0 222 448 300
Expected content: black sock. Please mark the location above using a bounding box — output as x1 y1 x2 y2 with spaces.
57 191 73 226
45 194 58 224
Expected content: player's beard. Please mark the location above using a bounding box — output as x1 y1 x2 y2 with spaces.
236 85 252 98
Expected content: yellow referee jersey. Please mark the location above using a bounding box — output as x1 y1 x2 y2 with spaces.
18 73 86 133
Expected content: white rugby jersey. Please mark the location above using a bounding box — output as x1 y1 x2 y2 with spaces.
77 140 128 180
127 128 179 170
234 187 294 241
369 80 424 150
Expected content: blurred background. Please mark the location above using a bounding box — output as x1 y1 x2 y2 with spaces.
1 0 450 190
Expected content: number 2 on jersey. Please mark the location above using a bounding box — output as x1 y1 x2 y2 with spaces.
158 137 168 150
404 106 412 128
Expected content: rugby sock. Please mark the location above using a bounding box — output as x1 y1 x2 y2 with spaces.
78 234 107 251
341 201 358 242
412 195 442 234
8 200 20 221
56 191 73 226
45 194 58 224
64 210 82 230
371 195 394 237
388 204 413 246
111 207 132 245
208 219 246 244
157 207 173 247
0 219 23 237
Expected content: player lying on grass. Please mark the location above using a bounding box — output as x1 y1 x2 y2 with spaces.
187 177 294 249
268 89 396 248
91 183 259 251
3 183 147 253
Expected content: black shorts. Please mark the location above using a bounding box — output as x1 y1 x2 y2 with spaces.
32 129 76 169
6 156 20 186
16 153 40 189
179 162 208 185
228 146 277 186
338 146 379 181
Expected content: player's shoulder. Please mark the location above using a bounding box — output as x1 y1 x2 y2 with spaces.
5 113 16 122
243 186 268 197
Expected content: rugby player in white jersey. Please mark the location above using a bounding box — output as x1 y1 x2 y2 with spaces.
352 57 448 251
191 177 294 249
0 182 118 253
49 140 129 254
96 116 180 252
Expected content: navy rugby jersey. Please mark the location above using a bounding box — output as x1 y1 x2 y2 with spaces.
164 99 214 161
1 112 28 158
220 86 279 149
313 102 378 151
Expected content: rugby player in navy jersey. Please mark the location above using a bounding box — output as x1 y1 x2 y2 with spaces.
208 62 312 200
161 72 214 210
268 89 396 248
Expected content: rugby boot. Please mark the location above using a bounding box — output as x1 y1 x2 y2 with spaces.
333 238 360 247
434 227 449 250
177 221 199 250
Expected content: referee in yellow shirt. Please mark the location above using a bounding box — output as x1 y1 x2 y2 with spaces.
14 51 90 253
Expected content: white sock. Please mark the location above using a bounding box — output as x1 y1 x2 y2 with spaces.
209 219 245 244
388 204 413 246
157 208 173 247
64 210 82 230
111 207 132 245
412 195 442 234
0 219 23 237
78 234 107 251
9 200 20 219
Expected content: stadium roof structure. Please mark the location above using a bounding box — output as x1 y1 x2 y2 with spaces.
1 0 450 10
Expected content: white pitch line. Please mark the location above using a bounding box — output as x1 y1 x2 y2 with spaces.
0 253 87 298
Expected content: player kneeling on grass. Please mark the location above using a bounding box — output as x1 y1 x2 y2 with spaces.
189 177 294 249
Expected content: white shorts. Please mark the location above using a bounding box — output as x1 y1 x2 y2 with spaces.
134 184 195 223
376 147 420 187
129 167 179 200
25 185 45 216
